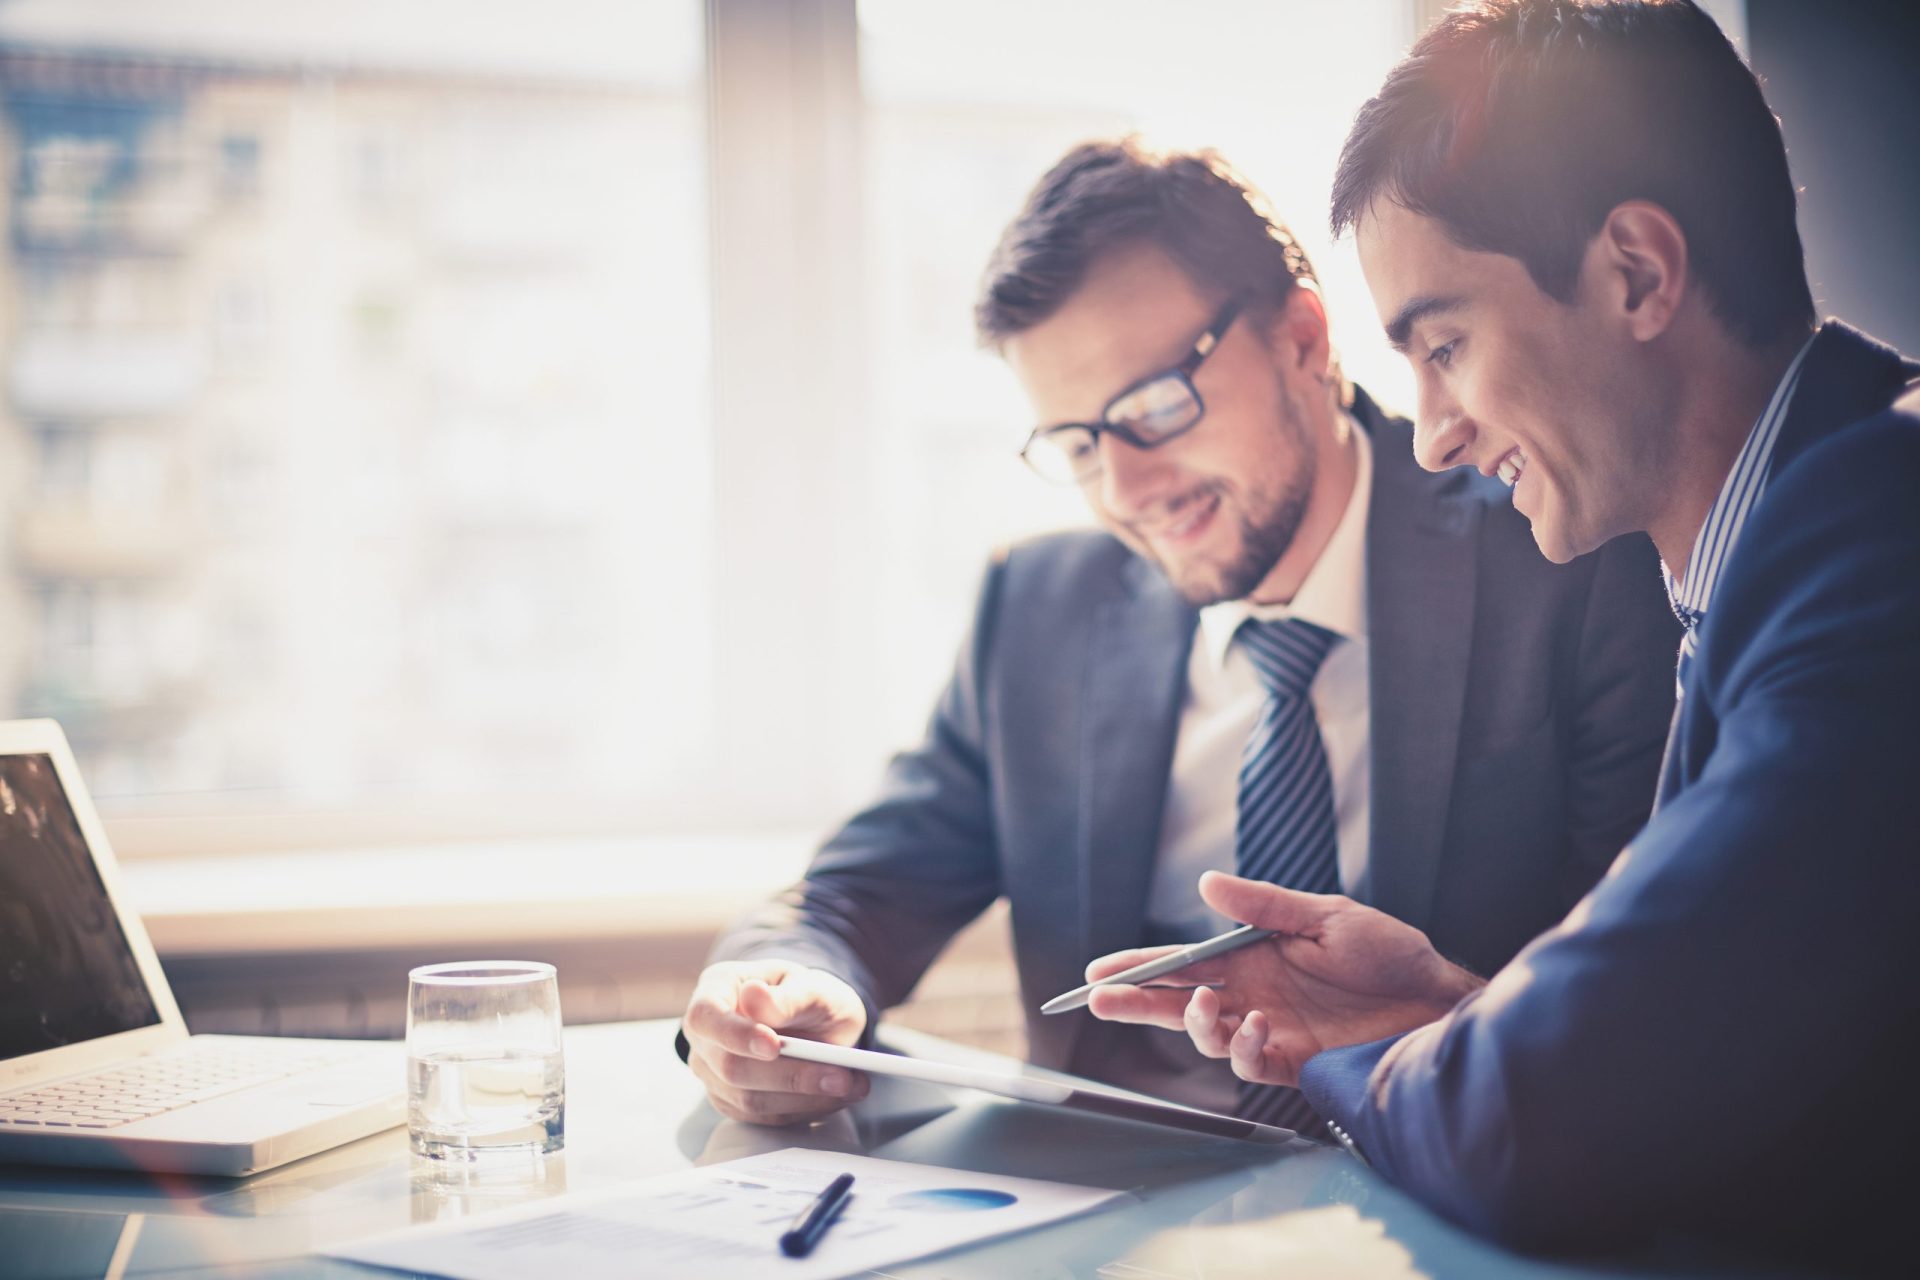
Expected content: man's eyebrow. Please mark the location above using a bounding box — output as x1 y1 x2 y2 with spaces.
1384 295 1468 353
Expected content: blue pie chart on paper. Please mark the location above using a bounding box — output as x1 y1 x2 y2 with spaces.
888 1188 1019 1213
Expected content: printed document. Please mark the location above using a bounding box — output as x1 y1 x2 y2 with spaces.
326 1148 1128 1280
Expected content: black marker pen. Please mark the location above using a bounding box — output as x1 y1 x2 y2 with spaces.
779 1172 855 1258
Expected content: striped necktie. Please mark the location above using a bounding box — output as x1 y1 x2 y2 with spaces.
1673 606 1703 700
1231 616 1340 1134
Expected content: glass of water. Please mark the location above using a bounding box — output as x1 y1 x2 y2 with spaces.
407 961 565 1160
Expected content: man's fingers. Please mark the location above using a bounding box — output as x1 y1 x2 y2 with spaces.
689 973 838 1065
691 1069 858 1126
1228 1008 1271 1083
736 978 809 1036
700 1043 863 1097
1198 871 1340 935
1182 986 1237 1059
684 983 780 1060
1085 944 1185 982
683 964 868 1126
1085 984 1192 1030
1227 1010 1304 1089
688 1043 869 1122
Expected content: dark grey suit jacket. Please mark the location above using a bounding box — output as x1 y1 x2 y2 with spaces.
712 390 1680 1081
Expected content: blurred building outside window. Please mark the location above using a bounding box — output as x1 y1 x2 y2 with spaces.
0 0 1486 874
0 0 710 850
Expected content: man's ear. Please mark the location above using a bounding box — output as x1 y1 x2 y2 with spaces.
1262 281 1334 377
1593 201 1688 341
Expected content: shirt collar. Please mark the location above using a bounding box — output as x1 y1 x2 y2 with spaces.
1199 413 1371 673
1661 332 1817 630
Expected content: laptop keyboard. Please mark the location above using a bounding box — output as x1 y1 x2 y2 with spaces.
0 1042 363 1130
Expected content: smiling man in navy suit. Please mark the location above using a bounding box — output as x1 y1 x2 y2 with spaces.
678 138 1679 1136
1086 0 1920 1266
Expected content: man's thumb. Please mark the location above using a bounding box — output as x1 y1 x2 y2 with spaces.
1198 870 1335 934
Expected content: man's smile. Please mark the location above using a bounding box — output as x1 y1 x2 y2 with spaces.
1137 489 1222 549
1493 448 1528 488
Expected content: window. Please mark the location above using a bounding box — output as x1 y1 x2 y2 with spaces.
0 0 1426 856
0 2 708 841
217 133 260 200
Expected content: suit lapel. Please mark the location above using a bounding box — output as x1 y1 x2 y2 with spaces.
1653 698 1687 811
1770 321 1918 473
1065 557 1194 1064
1654 320 1917 809
1361 398 1482 929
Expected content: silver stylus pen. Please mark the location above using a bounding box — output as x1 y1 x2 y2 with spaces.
1040 923 1278 1015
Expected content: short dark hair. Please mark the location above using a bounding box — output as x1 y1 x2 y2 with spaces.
975 137 1318 346
1330 0 1814 348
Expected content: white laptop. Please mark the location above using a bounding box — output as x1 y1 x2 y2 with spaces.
0 719 405 1177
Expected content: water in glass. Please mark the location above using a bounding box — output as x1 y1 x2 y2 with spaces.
406 961 565 1160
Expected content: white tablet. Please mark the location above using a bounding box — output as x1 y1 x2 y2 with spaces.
776 1037 1298 1145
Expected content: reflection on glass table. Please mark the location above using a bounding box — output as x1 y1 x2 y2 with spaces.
0 1021 1826 1279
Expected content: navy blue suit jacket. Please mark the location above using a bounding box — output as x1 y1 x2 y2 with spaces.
1301 323 1920 1266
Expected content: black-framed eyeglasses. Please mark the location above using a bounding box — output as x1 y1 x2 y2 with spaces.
1019 295 1245 486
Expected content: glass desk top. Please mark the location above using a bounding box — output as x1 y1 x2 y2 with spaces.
0 1020 1815 1280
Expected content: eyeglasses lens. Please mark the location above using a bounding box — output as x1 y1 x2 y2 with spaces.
1025 426 1098 485
1021 374 1201 486
1107 374 1200 441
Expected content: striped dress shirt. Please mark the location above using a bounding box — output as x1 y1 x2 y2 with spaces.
1662 335 1817 690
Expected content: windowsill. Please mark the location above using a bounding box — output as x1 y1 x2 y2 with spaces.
119 832 817 956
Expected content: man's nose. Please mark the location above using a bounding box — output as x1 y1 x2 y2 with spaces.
1095 431 1172 515
1413 382 1477 474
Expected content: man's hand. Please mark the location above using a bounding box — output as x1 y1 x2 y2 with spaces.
1085 871 1483 1087
682 960 870 1125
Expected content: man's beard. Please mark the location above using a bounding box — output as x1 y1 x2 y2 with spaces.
1154 478 1313 607
1150 388 1317 607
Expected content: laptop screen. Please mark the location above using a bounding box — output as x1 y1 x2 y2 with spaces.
0 753 162 1061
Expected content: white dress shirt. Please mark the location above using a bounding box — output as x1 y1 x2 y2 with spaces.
1113 419 1371 1113
1146 418 1373 938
